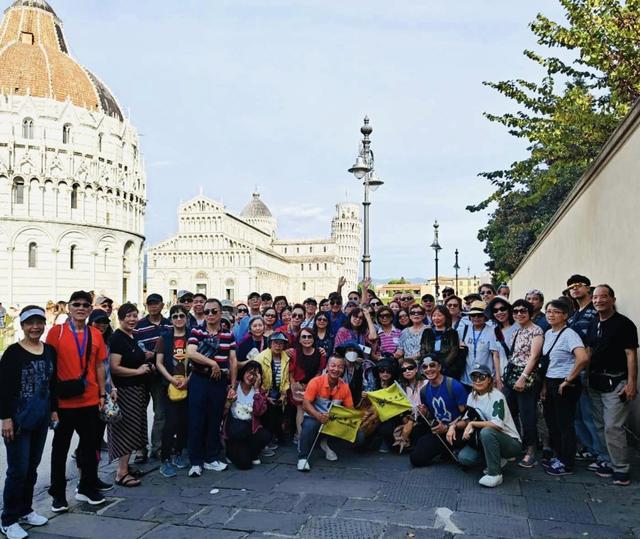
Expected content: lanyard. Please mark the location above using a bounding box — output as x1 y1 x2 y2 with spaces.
472 326 484 360
68 320 88 361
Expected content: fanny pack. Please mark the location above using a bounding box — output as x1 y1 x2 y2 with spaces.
57 326 92 399
589 372 625 393
168 375 188 401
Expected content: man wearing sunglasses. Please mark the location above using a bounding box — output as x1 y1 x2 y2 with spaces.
301 298 318 329
327 292 347 337
233 292 262 344
186 299 237 477
46 290 109 511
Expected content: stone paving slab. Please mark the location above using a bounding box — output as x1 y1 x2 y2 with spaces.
224 509 309 534
31 513 156 539
292 493 348 516
338 498 437 528
279 476 381 498
529 518 634 539
382 526 446 538
379 483 458 507
186 505 239 528
449 511 531 538
457 491 528 518
300 517 386 539
139 524 245 539
526 495 595 524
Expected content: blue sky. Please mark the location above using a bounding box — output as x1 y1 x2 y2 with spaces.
50 0 565 279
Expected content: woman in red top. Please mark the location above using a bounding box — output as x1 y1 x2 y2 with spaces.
288 327 326 440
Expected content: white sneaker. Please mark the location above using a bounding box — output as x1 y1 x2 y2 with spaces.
297 459 311 472
188 465 203 477
204 460 228 472
18 511 48 526
320 439 338 461
483 458 508 475
251 459 261 466
478 474 503 488
0 523 28 539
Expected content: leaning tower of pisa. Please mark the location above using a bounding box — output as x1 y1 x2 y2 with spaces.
331 202 361 292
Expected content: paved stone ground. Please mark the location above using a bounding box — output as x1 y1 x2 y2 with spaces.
9 441 640 539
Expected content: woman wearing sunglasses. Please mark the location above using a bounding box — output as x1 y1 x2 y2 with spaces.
282 304 305 347
449 364 522 487
288 328 327 441
502 299 543 469
236 316 268 367
374 306 401 360
313 312 334 358
155 304 191 478
395 308 411 330
419 306 462 380
487 297 517 380
395 305 428 361
261 307 278 339
334 307 377 355
394 358 428 449
368 357 400 452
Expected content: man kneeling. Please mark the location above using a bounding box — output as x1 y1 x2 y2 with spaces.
297 356 354 471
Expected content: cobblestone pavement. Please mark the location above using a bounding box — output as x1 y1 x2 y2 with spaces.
11 442 640 539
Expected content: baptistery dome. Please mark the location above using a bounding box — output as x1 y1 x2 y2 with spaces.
0 0 146 307
240 192 276 237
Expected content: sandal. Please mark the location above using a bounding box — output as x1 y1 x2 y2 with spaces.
127 466 143 478
518 454 537 468
115 474 141 487
134 452 148 465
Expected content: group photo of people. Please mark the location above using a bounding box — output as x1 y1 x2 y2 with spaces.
0 275 637 539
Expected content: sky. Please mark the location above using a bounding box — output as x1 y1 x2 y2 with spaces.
47 0 566 280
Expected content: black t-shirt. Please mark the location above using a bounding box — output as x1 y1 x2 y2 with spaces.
109 329 148 387
587 312 638 375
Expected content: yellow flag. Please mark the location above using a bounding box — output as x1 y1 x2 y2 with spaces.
366 383 413 422
320 405 363 443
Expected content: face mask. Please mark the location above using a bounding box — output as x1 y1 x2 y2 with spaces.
345 351 358 363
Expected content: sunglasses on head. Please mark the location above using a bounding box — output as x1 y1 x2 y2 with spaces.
401 366 417 373
471 373 489 382
171 313 186 320
71 302 91 308
422 362 439 369
492 306 508 313
203 309 218 315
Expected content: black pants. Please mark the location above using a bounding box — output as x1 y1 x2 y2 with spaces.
263 402 286 443
226 417 271 470
543 378 581 469
410 429 463 467
50 406 100 497
161 395 188 461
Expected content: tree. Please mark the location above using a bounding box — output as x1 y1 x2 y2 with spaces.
387 277 408 284
469 0 640 276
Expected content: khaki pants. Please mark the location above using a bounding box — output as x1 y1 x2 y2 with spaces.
588 381 629 474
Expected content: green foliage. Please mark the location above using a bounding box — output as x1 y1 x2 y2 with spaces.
469 0 640 276
387 277 408 284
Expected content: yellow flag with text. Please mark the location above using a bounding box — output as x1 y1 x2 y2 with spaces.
320 405 363 443
366 383 413 422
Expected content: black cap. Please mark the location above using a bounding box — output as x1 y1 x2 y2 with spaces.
567 274 591 287
304 297 318 305
146 293 163 304
89 309 111 324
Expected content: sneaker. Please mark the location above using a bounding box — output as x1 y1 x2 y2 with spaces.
297 459 310 472
96 478 113 492
575 448 595 461
320 439 338 461
172 454 189 469
251 459 262 466
75 488 105 506
593 462 614 478
612 472 631 486
478 474 503 488
378 441 390 454
266 442 279 451
18 511 48 526
483 458 508 475
545 459 573 476
160 461 177 478
0 523 28 539
541 448 554 465
188 465 202 478
517 454 537 468
50 496 69 513
261 447 276 457
203 460 228 472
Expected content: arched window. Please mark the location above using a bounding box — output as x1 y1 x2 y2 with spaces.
28 242 37 268
69 245 76 269
62 123 71 144
71 184 79 209
22 118 34 139
13 178 25 204
98 133 103 152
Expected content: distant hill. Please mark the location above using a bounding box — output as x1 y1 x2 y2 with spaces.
371 277 427 285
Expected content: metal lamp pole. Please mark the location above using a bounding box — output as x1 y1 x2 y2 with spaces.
431 220 442 301
348 116 383 281
454 249 460 292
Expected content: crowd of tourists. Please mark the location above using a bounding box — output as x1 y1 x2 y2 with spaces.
0 275 638 539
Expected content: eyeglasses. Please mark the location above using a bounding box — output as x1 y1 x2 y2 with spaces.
470 373 489 382
400 366 417 373
264 313 276 318
370 302 381 307
70 302 91 308
492 306 508 313
171 313 187 320
399 313 409 318
546 309 565 315
237 308 248 313
400 296 412 301
316 317 328 323
378 314 391 319
469 314 485 319
329 300 342 306
300 334 314 340
378 368 392 374
409 311 424 316
292 313 304 319
512 308 528 315
422 362 439 370
568 283 586 290
203 309 219 315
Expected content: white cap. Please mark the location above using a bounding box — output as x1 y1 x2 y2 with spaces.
19 307 46 323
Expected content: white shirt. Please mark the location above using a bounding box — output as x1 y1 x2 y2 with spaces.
467 389 521 442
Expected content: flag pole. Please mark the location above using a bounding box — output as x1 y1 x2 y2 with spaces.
303 402 332 470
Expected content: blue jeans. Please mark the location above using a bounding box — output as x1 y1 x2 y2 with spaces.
188 373 227 466
503 385 538 448
2 426 48 526
575 389 609 462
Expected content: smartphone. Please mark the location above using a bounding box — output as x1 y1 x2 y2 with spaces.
619 392 627 403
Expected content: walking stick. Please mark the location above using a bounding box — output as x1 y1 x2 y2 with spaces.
302 402 332 469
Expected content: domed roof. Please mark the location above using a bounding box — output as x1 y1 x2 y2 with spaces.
0 0 123 121
240 192 273 219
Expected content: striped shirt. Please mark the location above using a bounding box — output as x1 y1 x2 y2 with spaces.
188 326 236 376
377 327 401 355
133 316 171 353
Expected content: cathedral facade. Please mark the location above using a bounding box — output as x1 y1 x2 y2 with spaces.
0 0 146 308
146 193 361 303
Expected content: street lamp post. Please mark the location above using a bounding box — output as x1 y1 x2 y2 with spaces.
454 249 460 292
430 220 442 301
348 116 384 282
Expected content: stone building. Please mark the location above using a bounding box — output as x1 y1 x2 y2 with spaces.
147 193 361 303
0 0 146 308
